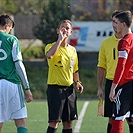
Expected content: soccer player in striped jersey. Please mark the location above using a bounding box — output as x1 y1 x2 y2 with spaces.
0 14 33 133
109 10 133 133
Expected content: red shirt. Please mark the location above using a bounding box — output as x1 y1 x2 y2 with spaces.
113 33 133 86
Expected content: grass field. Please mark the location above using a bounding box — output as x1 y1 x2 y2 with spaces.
2 100 129 133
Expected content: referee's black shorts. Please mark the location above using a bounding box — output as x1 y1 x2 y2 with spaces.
46 84 78 123
104 79 113 117
112 81 133 121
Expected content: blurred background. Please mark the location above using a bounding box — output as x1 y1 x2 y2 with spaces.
0 0 133 99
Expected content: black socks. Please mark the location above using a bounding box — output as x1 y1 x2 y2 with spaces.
129 125 133 133
62 129 72 133
107 123 112 133
47 126 72 133
46 126 57 133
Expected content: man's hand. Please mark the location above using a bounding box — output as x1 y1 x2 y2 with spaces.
25 90 33 102
75 81 84 94
59 27 67 41
97 88 103 100
109 83 117 102
109 88 115 102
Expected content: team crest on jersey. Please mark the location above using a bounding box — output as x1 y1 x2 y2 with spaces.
70 58 74 68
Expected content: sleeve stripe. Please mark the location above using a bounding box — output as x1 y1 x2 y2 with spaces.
14 60 23 63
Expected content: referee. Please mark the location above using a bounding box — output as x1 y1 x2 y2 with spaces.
45 20 83 133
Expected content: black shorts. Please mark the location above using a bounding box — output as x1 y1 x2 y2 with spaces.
104 79 113 117
112 81 133 120
46 84 78 122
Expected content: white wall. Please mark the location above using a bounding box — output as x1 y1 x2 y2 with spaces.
69 21 133 52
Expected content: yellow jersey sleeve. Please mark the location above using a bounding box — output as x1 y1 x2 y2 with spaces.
97 35 119 80
97 41 107 69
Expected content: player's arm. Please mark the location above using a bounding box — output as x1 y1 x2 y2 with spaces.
109 52 127 102
15 61 33 102
15 61 29 89
109 40 129 101
12 39 33 102
97 67 106 99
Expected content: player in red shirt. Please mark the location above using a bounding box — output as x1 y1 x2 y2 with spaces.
109 10 133 133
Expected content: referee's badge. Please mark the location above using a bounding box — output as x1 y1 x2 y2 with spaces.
70 58 74 68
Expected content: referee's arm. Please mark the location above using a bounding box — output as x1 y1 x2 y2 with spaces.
73 71 83 94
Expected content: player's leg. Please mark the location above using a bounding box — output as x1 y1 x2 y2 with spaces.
104 79 113 133
111 81 132 133
12 84 28 133
0 123 3 133
0 80 28 133
107 117 112 133
126 85 133 133
126 118 133 133
127 81 133 133
111 120 123 133
14 118 28 133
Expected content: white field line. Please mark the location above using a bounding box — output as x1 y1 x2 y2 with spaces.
74 101 89 133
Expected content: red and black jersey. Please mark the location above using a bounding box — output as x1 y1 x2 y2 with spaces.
113 33 133 86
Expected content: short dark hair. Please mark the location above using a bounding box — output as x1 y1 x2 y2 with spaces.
112 10 123 18
0 14 15 28
114 10 132 27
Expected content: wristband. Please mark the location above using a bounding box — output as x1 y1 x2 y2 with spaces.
25 88 30 90
76 80 82 84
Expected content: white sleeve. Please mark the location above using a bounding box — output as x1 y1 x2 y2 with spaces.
15 61 30 89
12 39 30 89
12 40 22 62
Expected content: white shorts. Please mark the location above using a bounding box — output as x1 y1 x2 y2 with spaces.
0 79 27 123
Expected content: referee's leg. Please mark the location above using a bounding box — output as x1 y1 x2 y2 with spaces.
62 121 72 133
46 122 59 133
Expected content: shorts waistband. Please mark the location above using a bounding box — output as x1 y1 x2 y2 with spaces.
48 84 73 88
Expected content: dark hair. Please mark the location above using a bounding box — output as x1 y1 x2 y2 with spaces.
114 10 132 27
112 10 123 18
58 19 72 28
0 14 15 28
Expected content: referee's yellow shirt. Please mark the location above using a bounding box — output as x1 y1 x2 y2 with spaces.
45 43 78 86
97 35 120 80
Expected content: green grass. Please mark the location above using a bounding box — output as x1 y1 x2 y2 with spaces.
2 100 129 133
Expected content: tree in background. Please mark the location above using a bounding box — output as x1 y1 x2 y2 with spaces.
33 0 72 44
0 0 17 14
0 0 47 15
